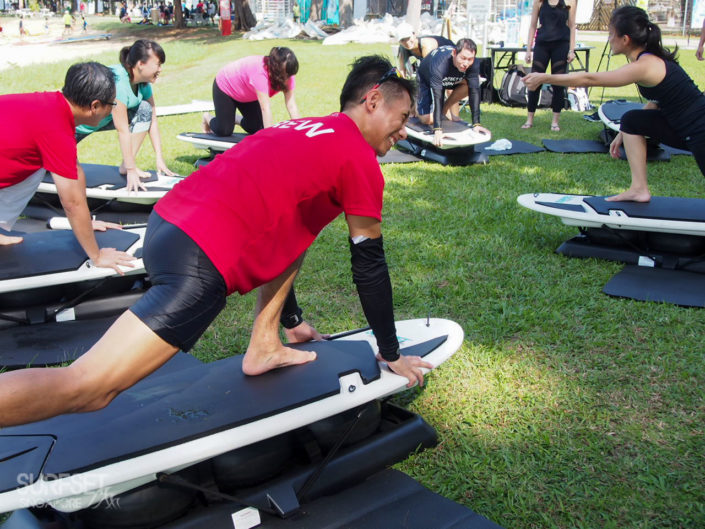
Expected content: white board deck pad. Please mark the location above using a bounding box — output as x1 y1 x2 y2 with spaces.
405 117 491 149
0 318 462 514
518 193 705 236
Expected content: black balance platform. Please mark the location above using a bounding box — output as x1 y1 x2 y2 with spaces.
0 289 147 369
41 163 158 190
0 336 446 488
396 139 488 166
582 195 705 223
557 226 705 307
1 404 504 529
0 229 139 281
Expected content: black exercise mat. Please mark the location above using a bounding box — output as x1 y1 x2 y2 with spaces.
542 139 609 153
600 100 642 123
584 195 705 222
406 116 474 134
163 469 504 529
377 149 422 164
179 131 249 144
603 265 705 307
0 229 139 280
477 139 544 155
42 164 158 188
0 336 445 482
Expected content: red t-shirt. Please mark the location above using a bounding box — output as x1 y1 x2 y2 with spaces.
0 92 78 189
155 113 384 295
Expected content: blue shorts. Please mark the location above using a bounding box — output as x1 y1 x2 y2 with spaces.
130 212 227 351
416 76 434 117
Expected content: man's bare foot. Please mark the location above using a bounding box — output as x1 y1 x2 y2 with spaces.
242 344 316 376
202 113 213 134
605 189 651 202
0 233 23 245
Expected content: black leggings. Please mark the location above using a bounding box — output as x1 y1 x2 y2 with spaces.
621 109 705 177
527 40 569 113
209 79 264 136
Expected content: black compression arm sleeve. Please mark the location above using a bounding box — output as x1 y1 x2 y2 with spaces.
349 236 400 361
467 66 481 125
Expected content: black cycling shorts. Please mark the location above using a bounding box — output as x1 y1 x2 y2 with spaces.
130 212 227 351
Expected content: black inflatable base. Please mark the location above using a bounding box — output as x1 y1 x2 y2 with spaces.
397 139 488 166
603 265 705 307
1 469 503 529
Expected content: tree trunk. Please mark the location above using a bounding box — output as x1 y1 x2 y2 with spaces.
405 0 420 32
173 0 185 27
233 0 256 30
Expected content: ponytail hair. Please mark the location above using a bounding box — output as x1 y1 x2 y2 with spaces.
610 6 677 62
264 46 298 93
119 39 166 81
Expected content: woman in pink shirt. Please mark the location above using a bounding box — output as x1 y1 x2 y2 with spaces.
203 47 300 136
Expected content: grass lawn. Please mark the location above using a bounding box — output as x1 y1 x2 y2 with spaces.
1 22 704 529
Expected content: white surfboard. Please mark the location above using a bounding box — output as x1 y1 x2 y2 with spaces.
0 226 146 295
156 99 214 117
598 100 644 132
405 117 490 150
177 131 248 152
36 164 183 206
0 317 462 514
518 192 705 236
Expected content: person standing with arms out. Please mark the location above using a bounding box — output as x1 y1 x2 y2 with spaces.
525 6 705 202
522 0 576 131
75 40 176 193
203 46 300 136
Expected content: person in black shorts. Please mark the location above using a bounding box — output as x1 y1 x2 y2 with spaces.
416 38 490 147
525 6 705 202
523 0 577 132
0 55 433 428
396 22 454 79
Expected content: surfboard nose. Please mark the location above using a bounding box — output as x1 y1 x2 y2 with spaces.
0 435 55 494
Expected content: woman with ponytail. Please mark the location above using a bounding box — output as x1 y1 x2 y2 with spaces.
203 47 300 136
522 0 577 132
525 6 705 202
76 39 175 193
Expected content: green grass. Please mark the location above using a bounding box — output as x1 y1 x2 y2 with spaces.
1 27 704 529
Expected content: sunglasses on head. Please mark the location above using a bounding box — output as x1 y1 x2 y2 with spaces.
360 67 402 103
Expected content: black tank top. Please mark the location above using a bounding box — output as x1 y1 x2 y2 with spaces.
535 0 570 44
637 52 705 138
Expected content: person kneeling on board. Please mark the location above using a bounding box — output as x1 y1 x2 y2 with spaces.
416 38 491 147
0 62 135 274
0 55 433 428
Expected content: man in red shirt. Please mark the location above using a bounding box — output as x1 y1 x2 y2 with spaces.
0 62 135 274
0 55 432 427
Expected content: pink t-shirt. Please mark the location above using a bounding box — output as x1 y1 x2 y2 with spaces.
215 55 296 102
0 91 78 189
155 113 383 295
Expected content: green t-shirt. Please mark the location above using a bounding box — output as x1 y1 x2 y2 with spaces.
75 64 154 134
